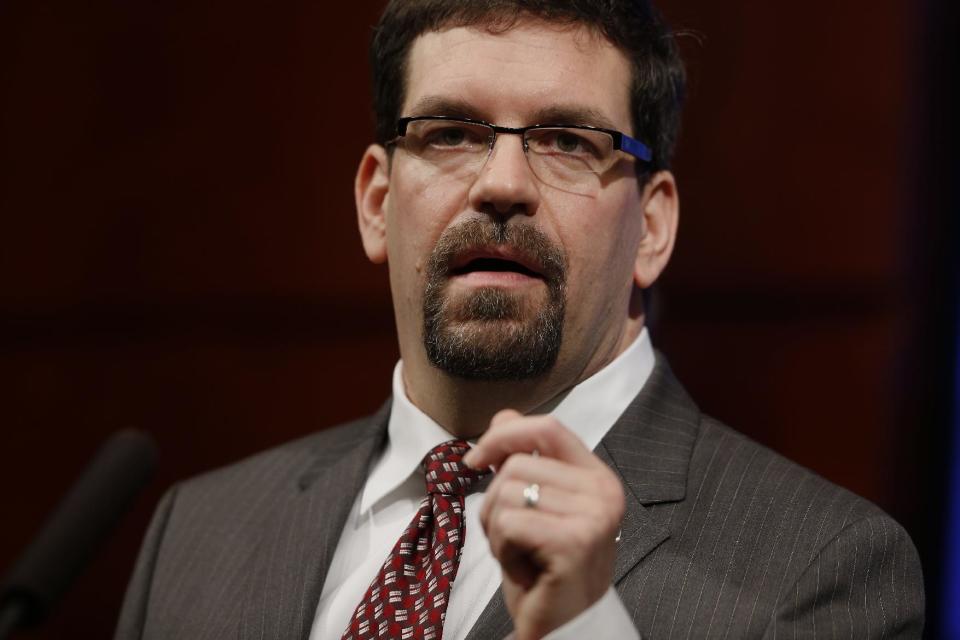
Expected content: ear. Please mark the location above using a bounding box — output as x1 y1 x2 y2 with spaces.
355 144 391 264
633 170 679 289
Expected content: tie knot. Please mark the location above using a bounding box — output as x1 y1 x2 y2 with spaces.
421 440 488 496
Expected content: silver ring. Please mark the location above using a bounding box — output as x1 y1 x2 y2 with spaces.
522 483 540 508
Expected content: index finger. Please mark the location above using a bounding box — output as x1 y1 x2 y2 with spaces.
463 411 599 471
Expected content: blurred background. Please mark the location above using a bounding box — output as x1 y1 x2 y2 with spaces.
1 0 957 637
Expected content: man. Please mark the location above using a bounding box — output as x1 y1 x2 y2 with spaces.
115 1 925 638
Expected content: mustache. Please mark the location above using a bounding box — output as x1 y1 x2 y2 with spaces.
425 219 567 284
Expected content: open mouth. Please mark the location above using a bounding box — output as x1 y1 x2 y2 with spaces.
450 256 543 279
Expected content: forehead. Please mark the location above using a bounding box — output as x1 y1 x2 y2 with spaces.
403 20 633 130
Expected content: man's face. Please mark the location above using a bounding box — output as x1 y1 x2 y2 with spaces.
378 20 649 383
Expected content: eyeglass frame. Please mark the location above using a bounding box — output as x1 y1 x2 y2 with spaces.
387 115 654 165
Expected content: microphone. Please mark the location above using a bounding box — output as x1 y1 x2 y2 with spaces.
0 429 158 639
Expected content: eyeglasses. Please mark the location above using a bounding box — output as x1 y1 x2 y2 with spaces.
387 116 652 193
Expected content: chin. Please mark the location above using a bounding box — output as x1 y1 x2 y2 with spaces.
423 288 565 381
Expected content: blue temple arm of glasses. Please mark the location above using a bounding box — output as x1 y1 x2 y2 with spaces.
619 134 653 163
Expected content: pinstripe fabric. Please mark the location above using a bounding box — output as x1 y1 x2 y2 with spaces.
116 356 924 639
598 364 924 639
114 406 391 640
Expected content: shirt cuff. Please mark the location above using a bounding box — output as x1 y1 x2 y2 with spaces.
541 587 640 640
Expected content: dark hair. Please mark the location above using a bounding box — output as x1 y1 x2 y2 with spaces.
369 0 686 173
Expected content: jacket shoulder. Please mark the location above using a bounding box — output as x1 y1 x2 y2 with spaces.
694 414 894 525
627 412 924 637
177 403 390 498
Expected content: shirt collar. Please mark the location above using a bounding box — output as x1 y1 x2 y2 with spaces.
360 327 655 515
360 364 461 514
538 327 655 452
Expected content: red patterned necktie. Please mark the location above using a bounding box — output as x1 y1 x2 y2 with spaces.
341 440 489 640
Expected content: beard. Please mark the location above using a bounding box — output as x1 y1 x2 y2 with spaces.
422 219 567 381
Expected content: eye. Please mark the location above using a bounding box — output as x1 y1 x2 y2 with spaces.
555 131 585 153
434 127 467 146
421 124 487 149
528 129 602 158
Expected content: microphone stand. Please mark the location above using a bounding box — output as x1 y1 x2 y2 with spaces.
0 595 28 639
0 429 157 639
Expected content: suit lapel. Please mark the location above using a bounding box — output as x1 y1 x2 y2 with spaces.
597 446 671 586
602 353 700 582
465 353 700 637
239 404 390 640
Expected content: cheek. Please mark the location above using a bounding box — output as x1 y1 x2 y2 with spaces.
387 166 470 277
593 186 644 272
551 191 641 300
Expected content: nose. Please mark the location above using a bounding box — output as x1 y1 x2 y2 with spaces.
467 133 540 219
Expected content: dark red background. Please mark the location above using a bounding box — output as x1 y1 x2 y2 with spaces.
1 0 951 637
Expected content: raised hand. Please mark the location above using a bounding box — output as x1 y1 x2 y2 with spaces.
463 409 626 640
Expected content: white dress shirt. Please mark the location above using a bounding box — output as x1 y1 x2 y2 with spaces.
311 329 655 640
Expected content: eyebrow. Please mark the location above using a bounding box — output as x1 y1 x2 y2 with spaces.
405 96 622 132
529 105 620 132
406 96 483 120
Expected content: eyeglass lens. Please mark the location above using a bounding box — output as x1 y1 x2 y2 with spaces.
400 119 621 194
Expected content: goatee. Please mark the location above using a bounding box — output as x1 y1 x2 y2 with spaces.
422 219 567 380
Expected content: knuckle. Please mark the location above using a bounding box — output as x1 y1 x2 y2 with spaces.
532 416 558 437
489 408 522 434
506 479 526 502
540 414 563 430
498 455 521 479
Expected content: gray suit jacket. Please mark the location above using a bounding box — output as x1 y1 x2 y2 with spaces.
115 357 925 639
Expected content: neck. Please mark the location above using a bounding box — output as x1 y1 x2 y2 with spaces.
404 367 566 438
